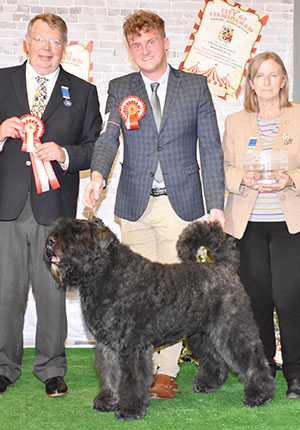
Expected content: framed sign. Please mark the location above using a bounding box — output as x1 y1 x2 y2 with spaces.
61 41 93 83
179 0 268 102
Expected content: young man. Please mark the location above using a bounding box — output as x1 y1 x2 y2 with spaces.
84 10 225 399
0 13 102 397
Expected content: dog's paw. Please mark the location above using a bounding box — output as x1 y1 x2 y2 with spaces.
193 382 219 394
193 371 227 394
193 376 223 394
243 382 274 407
243 396 272 408
115 407 146 421
93 391 118 412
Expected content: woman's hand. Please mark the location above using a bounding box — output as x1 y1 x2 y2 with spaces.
258 172 294 192
241 172 261 190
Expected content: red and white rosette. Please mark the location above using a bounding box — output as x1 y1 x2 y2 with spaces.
119 96 146 129
18 114 60 194
18 114 44 153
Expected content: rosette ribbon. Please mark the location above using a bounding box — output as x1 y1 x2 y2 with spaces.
119 96 146 129
18 115 60 194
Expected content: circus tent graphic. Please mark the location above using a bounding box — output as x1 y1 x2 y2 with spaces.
220 74 234 91
186 63 235 90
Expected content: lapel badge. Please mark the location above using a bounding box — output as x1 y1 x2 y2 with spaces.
61 85 72 107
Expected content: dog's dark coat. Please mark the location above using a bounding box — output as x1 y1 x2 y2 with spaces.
44 218 274 420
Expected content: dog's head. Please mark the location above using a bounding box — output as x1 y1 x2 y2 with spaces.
44 217 116 288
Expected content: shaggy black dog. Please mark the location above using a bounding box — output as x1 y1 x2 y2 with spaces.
44 218 274 420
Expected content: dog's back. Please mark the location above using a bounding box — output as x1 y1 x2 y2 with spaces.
176 221 239 274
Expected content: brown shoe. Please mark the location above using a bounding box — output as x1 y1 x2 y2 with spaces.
150 374 178 399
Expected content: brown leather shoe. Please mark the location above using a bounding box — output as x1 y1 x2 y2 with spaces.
150 374 178 399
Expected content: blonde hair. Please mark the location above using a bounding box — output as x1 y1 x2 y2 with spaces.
244 52 292 112
27 13 68 44
123 10 165 41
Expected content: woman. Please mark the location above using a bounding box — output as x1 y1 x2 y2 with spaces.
222 52 300 399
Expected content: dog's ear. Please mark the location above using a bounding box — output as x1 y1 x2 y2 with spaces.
98 229 115 250
92 217 105 228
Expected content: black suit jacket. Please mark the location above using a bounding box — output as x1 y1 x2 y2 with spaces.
0 62 102 225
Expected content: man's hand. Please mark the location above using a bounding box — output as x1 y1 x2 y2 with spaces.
34 141 66 163
209 209 226 231
83 171 104 211
0 117 24 141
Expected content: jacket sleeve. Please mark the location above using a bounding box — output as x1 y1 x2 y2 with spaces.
91 80 122 182
222 114 246 196
64 83 102 172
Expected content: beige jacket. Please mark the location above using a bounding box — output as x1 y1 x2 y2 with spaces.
222 104 300 239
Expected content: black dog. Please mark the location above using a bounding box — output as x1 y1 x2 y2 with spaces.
44 218 274 420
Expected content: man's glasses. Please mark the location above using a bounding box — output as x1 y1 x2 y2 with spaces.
29 35 63 47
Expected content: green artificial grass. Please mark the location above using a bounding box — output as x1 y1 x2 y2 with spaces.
1 348 300 430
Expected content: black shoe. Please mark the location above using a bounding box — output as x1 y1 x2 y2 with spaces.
45 376 68 397
0 375 13 395
286 377 300 399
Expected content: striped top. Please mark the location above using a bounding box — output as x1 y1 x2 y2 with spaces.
249 117 285 222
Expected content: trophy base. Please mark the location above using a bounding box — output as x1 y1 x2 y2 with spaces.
254 170 280 185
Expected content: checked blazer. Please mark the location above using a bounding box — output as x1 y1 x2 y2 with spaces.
91 65 225 222
0 61 102 225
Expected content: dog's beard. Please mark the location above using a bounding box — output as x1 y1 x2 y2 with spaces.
49 261 68 288
50 261 60 279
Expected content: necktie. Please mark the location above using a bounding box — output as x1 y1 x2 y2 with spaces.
150 82 163 182
31 76 48 118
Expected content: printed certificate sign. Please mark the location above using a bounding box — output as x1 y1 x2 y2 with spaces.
179 0 268 102
61 41 93 83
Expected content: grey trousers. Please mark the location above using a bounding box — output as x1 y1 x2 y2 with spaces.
0 197 67 383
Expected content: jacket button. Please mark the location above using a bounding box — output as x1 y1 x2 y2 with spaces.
280 195 286 201
150 172 154 177
26 160 31 166
157 146 162 151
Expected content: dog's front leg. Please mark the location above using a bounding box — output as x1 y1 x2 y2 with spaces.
93 342 120 413
114 347 153 421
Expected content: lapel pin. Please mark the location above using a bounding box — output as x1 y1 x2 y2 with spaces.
61 85 72 107
282 133 292 145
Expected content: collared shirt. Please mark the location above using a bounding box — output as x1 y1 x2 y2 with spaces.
141 65 170 189
26 61 60 109
141 64 170 114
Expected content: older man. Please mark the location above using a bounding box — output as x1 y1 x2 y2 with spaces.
0 13 101 396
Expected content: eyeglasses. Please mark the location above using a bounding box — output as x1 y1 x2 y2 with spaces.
29 35 63 47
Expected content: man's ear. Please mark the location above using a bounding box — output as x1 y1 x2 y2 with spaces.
25 34 30 53
164 37 170 52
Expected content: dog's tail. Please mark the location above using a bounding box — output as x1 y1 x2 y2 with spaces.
176 221 239 274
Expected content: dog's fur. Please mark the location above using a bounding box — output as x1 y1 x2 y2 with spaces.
44 218 274 420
